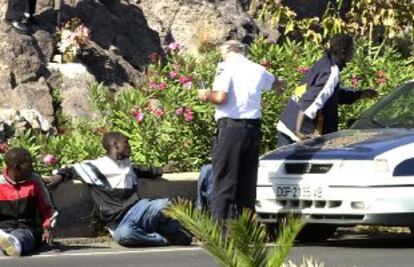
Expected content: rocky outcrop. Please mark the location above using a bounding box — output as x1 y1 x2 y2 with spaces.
47 62 99 120
0 0 280 124
138 0 262 54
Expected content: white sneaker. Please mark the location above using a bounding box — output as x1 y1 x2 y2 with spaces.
0 230 22 257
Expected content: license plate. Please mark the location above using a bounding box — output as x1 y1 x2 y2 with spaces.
274 184 324 199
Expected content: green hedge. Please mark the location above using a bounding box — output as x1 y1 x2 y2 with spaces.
2 38 413 173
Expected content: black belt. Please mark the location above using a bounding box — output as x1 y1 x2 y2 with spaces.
218 118 261 128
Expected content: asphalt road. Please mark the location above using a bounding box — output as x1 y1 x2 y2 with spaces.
288 230 414 267
1 230 414 267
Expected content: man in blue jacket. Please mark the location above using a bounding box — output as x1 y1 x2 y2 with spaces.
276 33 378 147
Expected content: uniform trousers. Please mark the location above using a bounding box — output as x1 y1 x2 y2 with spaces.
211 118 261 221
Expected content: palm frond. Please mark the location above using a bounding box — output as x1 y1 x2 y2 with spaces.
226 210 269 267
165 199 239 267
167 199 305 267
266 217 304 267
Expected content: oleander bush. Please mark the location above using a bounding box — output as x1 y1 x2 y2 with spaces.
0 37 412 174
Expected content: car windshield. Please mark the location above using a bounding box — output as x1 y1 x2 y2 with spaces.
353 81 414 129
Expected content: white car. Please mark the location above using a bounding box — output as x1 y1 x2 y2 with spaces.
256 80 414 241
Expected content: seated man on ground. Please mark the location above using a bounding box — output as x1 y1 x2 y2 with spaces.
45 131 192 247
0 148 57 257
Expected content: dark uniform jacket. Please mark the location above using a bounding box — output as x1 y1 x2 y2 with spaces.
278 53 363 139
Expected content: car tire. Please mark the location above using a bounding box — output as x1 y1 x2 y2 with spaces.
408 226 414 236
265 223 279 241
295 224 337 243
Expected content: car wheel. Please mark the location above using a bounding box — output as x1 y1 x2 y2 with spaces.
408 226 414 236
265 223 279 241
295 224 337 243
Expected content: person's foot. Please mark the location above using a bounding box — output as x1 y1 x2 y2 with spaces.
5 19 30 34
0 230 22 257
22 13 37 25
164 229 193 246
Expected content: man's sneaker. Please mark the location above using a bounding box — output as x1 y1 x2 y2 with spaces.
0 230 22 257
5 19 30 34
22 13 37 25
164 229 193 246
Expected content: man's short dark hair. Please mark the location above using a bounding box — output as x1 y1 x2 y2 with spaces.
4 148 32 168
102 132 128 152
329 33 353 55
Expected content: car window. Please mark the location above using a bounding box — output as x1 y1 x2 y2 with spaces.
372 85 414 128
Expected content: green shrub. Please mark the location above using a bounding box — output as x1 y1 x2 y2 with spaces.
1 37 411 174
0 121 104 175
89 49 220 171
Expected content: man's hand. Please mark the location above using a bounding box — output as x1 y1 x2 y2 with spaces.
198 90 210 102
296 132 320 141
42 174 63 188
274 79 288 93
42 229 53 245
361 89 379 99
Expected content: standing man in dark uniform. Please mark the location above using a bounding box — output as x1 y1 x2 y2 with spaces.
276 33 378 147
5 0 37 34
198 40 284 222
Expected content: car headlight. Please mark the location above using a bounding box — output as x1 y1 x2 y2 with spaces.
374 158 389 172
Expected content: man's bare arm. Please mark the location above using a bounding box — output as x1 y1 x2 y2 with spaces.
273 79 287 92
198 90 227 105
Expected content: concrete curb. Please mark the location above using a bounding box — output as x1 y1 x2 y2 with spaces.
52 173 199 238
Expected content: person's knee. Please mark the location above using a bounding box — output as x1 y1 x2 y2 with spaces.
153 198 169 209
113 225 134 245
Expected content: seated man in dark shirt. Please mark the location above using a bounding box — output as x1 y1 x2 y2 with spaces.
45 131 191 247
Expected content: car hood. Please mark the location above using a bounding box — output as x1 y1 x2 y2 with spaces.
262 129 414 160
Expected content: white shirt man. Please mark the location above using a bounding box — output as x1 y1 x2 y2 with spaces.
198 40 283 221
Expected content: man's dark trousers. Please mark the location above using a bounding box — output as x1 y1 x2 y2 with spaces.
6 0 36 20
211 118 261 221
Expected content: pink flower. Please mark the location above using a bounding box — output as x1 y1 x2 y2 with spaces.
132 110 145 123
74 25 90 46
183 81 193 90
351 74 359 87
297 66 310 74
184 109 194 122
43 154 59 165
175 107 184 116
260 59 272 69
169 71 178 79
168 42 180 52
153 108 164 117
178 76 192 84
158 82 167 90
149 80 158 89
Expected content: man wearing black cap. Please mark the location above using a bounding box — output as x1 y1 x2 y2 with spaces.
276 33 378 147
